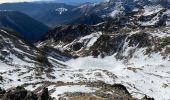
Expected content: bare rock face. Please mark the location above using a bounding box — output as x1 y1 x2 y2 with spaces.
0 86 51 100
0 83 154 100
25 92 38 100
2 86 38 100
141 95 155 100
111 84 131 95
0 87 6 98
38 88 50 100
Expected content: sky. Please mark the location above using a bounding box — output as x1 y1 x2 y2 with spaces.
0 0 102 3
0 0 49 3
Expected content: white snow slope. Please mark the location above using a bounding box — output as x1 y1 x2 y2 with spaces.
1 28 170 100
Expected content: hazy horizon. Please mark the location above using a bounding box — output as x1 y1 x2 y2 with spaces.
0 0 103 4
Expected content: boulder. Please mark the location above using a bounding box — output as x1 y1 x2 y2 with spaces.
141 95 154 100
38 87 50 100
2 86 38 100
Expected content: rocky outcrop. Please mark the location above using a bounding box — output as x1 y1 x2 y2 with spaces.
0 87 6 98
0 82 152 100
38 88 50 100
40 24 96 42
141 95 155 100
0 86 51 100
1 86 38 100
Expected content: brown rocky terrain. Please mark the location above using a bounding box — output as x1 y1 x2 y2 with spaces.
0 82 154 100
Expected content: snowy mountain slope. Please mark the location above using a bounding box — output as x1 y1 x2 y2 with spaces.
71 0 170 19
36 27 170 100
0 28 139 100
0 0 170 100
36 5 170 99
63 50 170 99
0 28 66 89
35 27 170 99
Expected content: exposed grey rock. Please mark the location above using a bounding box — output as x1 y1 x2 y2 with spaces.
141 95 155 100
38 88 50 100
1 86 51 100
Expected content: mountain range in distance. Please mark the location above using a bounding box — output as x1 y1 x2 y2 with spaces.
0 10 49 42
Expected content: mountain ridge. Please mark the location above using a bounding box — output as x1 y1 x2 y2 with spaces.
0 10 49 42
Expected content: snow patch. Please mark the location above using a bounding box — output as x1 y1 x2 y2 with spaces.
142 5 163 16
63 48 170 100
55 8 68 14
79 32 102 49
49 85 99 100
109 10 122 18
